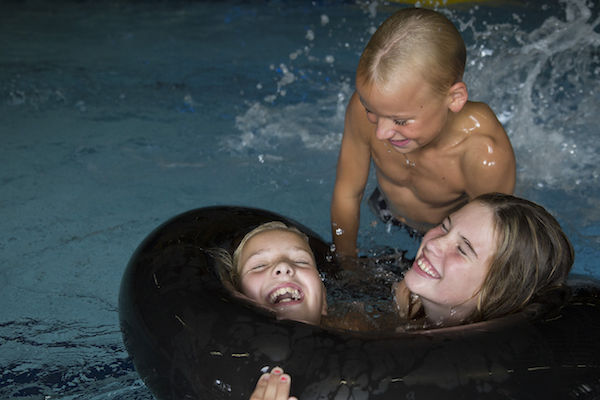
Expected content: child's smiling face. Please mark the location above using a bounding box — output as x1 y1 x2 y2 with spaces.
404 201 497 322
238 229 326 325
356 74 452 153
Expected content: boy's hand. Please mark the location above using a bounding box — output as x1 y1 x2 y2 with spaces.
250 367 297 400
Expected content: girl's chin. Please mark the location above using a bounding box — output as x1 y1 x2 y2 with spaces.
403 268 434 294
402 269 419 291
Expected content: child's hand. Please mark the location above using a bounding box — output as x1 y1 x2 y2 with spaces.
250 367 297 400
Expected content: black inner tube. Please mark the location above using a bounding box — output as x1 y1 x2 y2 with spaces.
119 206 600 400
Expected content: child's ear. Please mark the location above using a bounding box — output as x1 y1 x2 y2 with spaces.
447 81 468 113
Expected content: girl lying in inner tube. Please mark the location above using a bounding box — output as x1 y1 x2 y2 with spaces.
215 221 328 326
224 193 574 400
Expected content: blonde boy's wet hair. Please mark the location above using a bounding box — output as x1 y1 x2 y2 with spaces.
357 8 466 96
216 221 311 290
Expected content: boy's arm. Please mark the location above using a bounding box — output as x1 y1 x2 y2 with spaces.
461 113 516 198
331 92 372 257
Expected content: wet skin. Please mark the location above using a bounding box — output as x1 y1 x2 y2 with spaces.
331 74 515 257
403 201 497 324
238 229 326 325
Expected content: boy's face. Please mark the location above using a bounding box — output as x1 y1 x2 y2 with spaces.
356 75 451 153
238 229 326 325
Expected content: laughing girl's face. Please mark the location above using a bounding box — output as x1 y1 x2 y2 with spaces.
238 229 326 325
403 201 497 323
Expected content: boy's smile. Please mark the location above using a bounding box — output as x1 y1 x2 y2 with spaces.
388 138 411 149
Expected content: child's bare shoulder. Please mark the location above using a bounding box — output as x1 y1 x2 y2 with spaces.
454 102 515 192
450 101 508 151
345 91 374 141
461 101 505 136
456 102 510 154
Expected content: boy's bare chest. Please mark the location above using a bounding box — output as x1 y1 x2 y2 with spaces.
371 144 463 194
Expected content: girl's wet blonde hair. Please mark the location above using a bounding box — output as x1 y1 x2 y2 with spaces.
357 8 466 97
473 193 574 321
215 221 310 291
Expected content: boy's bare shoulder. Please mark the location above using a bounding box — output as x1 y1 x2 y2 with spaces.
461 101 505 135
344 91 374 142
455 101 516 194
451 101 510 149
346 91 367 123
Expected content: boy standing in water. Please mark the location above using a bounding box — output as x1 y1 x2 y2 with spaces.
331 8 515 257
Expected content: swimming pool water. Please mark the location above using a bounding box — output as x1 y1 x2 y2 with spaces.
1 0 598 398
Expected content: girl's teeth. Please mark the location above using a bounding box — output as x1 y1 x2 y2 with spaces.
417 258 438 278
269 287 301 303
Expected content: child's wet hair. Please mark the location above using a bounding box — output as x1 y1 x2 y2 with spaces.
357 8 466 96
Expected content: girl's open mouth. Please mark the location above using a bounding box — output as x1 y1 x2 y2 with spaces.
268 284 304 304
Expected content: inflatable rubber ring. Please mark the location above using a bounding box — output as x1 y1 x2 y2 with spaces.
119 206 600 400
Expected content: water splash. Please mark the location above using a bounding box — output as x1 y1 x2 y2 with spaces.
461 0 600 190
231 0 599 193
227 5 373 154
231 96 347 152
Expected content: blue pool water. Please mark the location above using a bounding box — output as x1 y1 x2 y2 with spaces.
1 0 598 398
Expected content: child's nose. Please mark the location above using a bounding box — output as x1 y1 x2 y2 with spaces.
375 119 396 140
426 233 449 256
273 260 294 277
